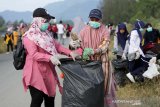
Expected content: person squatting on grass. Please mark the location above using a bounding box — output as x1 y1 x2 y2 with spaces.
125 20 148 83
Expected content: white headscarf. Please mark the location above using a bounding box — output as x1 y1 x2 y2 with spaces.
24 17 57 55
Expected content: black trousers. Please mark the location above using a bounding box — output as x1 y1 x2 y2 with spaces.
29 86 55 107
128 56 148 77
53 32 58 39
7 41 13 52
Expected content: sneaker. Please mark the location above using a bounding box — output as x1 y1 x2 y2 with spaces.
6 52 10 54
126 73 135 83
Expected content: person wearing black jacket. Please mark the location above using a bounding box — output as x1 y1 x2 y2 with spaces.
143 23 160 46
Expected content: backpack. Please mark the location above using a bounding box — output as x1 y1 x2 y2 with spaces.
13 36 26 70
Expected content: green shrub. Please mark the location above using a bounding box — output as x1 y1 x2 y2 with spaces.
0 37 6 53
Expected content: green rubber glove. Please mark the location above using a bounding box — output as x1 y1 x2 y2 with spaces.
82 48 94 60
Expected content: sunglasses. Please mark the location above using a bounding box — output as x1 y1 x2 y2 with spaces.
90 17 100 22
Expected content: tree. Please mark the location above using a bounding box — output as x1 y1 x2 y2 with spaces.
0 16 5 26
101 0 160 25
134 0 160 19
19 20 25 24
101 0 136 24
13 20 19 29
0 16 6 32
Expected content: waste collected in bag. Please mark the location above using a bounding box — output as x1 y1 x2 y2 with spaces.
59 58 104 107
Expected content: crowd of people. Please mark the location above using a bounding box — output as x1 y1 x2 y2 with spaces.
3 23 28 53
112 20 160 83
3 7 160 107
4 17 72 54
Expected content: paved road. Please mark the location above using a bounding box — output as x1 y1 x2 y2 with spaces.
0 53 64 107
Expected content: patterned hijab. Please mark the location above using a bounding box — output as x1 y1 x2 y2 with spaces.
24 17 57 55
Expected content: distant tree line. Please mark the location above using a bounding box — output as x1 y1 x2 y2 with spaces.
0 16 74 34
101 0 160 27
0 16 6 33
0 16 27 33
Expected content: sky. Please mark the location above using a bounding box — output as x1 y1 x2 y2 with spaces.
0 0 64 12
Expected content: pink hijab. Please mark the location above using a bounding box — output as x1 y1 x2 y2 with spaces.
24 17 57 55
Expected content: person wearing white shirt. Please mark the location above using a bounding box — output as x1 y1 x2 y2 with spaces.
57 20 65 45
126 20 147 83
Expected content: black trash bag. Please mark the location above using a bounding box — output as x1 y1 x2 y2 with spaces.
112 59 128 87
112 59 128 69
114 70 126 87
59 58 104 107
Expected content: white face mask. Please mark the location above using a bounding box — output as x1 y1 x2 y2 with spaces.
89 21 101 29
147 27 153 32
40 23 49 32
139 28 144 32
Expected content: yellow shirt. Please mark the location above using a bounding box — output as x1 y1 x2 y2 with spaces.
5 34 13 44
13 31 19 45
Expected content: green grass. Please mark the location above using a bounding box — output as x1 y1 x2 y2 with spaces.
0 37 7 53
109 31 160 107
116 77 160 107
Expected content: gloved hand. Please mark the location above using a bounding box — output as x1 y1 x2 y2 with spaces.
70 51 81 61
94 48 102 54
101 44 109 54
135 51 140 60
82 48 94 60
69 39 81 49
122 53 127 60
50 55 61 65
149 57 157 64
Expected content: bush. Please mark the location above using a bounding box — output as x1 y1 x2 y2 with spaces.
0 37 6 53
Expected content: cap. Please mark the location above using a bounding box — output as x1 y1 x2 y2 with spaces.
89 9 102 19
33 8 55 20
